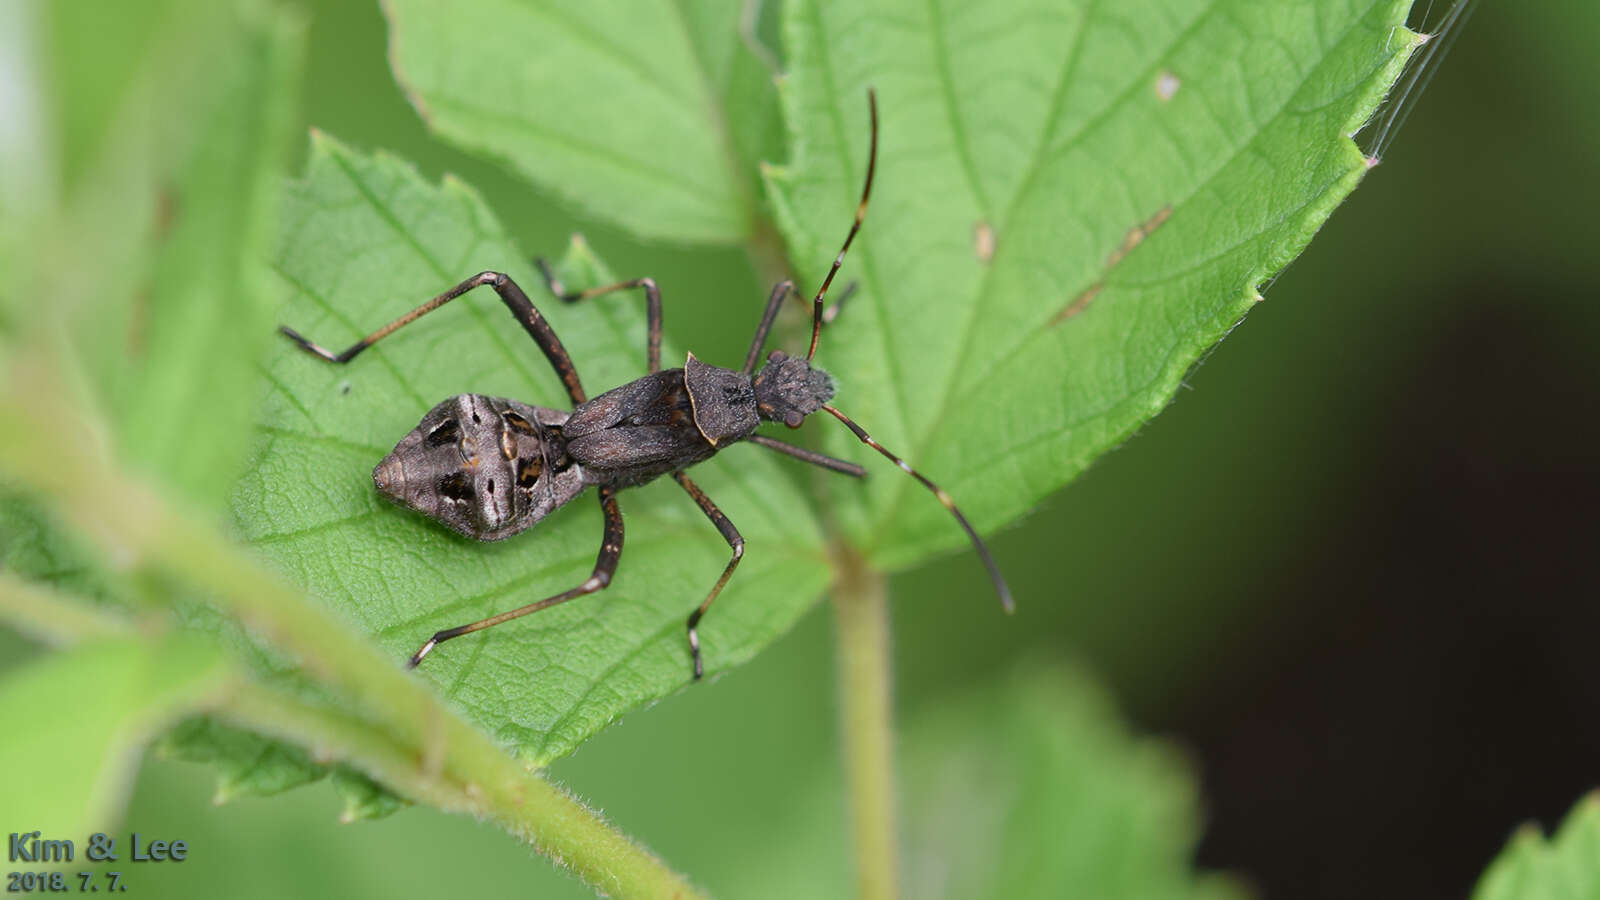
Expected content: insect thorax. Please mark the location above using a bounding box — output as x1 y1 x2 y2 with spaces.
373 394 584 541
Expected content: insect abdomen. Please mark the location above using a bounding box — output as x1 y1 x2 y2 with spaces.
374 394 584 541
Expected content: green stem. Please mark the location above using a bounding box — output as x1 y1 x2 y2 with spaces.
0 574 134 646
220 683 705 900
832 549 899 900
0 352 708 900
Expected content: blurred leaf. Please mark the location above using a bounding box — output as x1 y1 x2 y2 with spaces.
722 661 1243 899
0 636 230 840
0 491 125 611
160 717 327 802
241 136 830 765
332 768 411 822
768 0 1419 572
113 5 303 507
18 0 304 509
898 663 1242 900
2 0 319 802
1473 794 1600 900
384 0 781 243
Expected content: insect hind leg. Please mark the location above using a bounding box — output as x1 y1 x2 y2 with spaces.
280 270 590 406
536 258 663 374
407 486 624 667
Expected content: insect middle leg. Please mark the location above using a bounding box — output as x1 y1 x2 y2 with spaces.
672 472 744 681
746 434 866 478
536 259 663 374
280 270 589 406
407 486 625 667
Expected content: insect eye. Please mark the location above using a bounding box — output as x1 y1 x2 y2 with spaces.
516 457 543 488
426 419 461 447
767 349 787 363
438 471 473 502
784 411 804 428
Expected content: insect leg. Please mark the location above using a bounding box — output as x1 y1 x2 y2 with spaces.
672 472 744 681
740 280 860 374
280 271 589 406
816 281 858 327
406 486 625 668
536 259 662 374
741 279 796 374
747 434 866 478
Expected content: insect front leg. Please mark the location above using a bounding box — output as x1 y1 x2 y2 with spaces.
536 259 663 374
672 472 744 681
280 270 590 406
740 280 796 374
740 279 860 373
407 486 625 667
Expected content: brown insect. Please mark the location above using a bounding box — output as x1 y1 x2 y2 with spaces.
280 92 1012 679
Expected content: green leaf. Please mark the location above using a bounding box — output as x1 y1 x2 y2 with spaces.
384 0 782 244
244 0 1422 767
722 661 1243 899
0 636 231 840
159 716 327 802
332 768 412 822
1474 794 1600 900
2 0 319 801
767 0 1419 571
898 663 1241 900
111 3 304 508
15 0 303 509
244 136 830 764
0 491 127 613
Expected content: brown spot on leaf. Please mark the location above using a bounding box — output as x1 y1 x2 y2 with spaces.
1105 205 1173 270
1052 284 1103 325
974 220 996 263
1051 206 1172 326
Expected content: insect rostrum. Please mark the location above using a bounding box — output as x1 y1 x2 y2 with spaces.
280 92 1011 681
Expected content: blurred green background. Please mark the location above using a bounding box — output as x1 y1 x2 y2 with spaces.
8 1 1599 897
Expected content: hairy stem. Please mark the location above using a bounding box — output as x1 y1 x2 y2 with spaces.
832 548 899 900
221 683 707 900
0 351 707 900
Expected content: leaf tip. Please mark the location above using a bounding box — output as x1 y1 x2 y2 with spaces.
379 0 433 129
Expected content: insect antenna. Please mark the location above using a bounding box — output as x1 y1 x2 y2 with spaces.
807 89 879 362
820 405 1013 613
